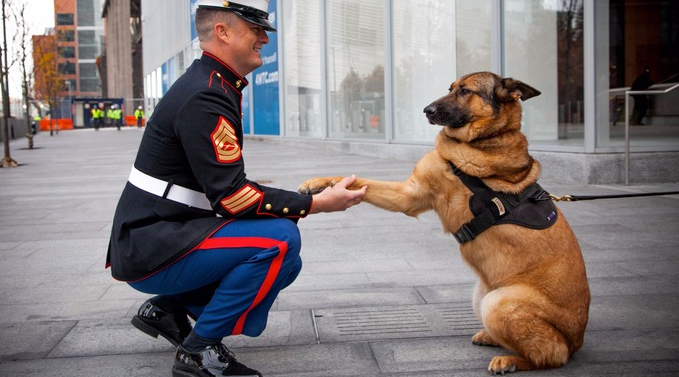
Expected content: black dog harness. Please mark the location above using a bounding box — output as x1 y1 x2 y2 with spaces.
450 162 558 244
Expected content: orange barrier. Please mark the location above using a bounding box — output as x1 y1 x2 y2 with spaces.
125 115 145 126
39 119 73 131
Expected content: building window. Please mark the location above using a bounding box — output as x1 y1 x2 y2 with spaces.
283 0 323 138
392 0 456 142
57 29 75 43
77 0 97 27
79 62 99 92
58 46 75 59
504 1 571 148
58 61 76 75
56 13 74 26
327 0 386 139
77 30 99 59
600 0 679 150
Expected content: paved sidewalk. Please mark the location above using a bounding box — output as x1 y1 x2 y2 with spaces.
0 128 678 377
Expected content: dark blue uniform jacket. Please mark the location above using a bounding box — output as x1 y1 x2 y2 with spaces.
107 53 312 282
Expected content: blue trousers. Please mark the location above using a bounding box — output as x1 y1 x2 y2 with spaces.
129 218 302 339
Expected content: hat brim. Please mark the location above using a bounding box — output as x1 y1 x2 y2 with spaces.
234 10 276 32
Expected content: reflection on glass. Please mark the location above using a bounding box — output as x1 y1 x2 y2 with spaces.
283 0 323 137
393 0 456 142
327 0 385 139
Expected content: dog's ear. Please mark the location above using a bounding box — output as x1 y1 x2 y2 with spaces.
495 78 541 102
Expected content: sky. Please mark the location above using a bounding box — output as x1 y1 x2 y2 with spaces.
6 0 55 97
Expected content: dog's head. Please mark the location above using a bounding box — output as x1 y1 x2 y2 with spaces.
423 71 540 142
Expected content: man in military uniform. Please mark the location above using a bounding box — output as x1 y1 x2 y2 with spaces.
106 1 366 376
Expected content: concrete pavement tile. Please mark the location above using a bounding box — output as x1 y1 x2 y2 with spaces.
48 318 174 358
612 258 679 276
301 258 414 275
587 294 679 330
0 248 104 277
580 246 678 264
275 287 425 311
0 352 172 377
575 328 679 362
0 299 135 322
588 275 679 296
369 336 501 374
581 260 639 279
416 284 477 304
0 283 108 305
572 223 679 250
285 272 373 291
37 271 115 287
367 269 477 286
249 342 380 377
0 320 76 360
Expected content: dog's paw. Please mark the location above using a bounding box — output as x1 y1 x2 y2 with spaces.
472 330 500 347
487 356 518 375
298 177 341 195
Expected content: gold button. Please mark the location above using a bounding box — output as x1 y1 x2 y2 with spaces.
300 210 306 215
283 208 289 214
265 204 272 210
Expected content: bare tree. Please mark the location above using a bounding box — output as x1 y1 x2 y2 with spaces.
12 1 34 149
1 0 17 167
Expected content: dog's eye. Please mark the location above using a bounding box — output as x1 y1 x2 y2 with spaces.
459 88 470 95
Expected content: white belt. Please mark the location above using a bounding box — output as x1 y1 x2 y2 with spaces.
128 167 212 211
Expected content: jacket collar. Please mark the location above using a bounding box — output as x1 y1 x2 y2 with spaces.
201 52 249 94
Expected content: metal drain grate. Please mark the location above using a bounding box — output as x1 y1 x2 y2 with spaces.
314 303 480 342
333 307 430 336
435 304 479 331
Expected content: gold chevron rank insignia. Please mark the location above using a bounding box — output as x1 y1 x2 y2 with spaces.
220 184 262 214
211 117 241 163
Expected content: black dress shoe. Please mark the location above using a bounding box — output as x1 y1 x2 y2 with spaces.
172 343 263 377
131 298 192 346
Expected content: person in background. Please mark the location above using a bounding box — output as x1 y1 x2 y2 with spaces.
114 105 123 131
91 105 104 130
106 1 367 376
631 67 654 125
134 106 145 128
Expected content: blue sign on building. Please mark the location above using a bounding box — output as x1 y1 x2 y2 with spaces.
190 0 199 41
252 0 279 135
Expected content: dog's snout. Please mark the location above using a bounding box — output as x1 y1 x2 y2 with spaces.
423 105 437 116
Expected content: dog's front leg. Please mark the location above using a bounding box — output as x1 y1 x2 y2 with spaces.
299 176 432 218
298 176 346 195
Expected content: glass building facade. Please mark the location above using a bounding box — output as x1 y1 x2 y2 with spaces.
141 0 679 183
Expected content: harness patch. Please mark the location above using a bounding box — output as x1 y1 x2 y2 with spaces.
491 197 506 216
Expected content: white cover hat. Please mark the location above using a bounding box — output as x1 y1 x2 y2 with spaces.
198 0 275 32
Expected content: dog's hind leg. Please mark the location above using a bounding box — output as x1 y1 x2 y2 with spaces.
471 282 501 347
479 286 571 374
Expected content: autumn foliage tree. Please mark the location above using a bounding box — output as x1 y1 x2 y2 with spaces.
32 33 59 136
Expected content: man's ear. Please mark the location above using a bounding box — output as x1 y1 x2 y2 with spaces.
214 23 229 42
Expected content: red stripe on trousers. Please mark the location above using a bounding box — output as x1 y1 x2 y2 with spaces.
197 237 289 335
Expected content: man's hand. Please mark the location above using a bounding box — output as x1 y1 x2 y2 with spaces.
309 175 367 214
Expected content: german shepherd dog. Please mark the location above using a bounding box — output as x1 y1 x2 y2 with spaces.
299 72 590 374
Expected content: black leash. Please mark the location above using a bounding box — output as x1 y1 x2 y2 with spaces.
549 191 679 202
